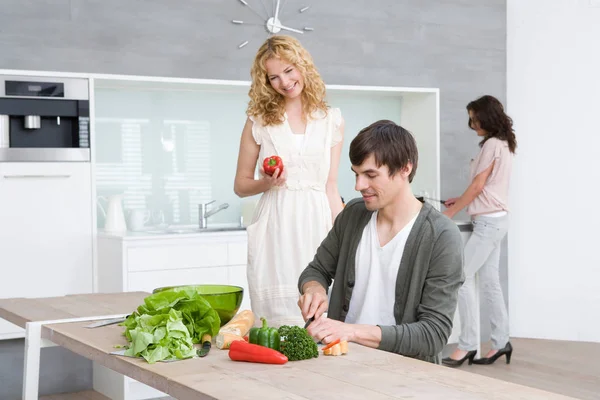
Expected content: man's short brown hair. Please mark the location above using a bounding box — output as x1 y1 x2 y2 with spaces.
349 120 419 183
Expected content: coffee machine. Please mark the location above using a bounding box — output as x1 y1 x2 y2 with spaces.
0 75 90 162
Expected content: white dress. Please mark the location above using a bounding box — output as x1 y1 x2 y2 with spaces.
246 108 343 328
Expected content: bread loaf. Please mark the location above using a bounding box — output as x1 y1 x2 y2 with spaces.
215 332 245 350
215 310 255 349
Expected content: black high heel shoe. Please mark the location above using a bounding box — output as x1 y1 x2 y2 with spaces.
442 350 477 367
472 342 513 365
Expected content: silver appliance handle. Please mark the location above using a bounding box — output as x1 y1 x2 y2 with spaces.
0 148 90 162
2 174 71 179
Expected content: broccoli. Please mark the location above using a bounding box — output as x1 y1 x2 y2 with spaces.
278 325 319 361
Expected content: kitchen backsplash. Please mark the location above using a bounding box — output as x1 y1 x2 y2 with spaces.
93 80 436 229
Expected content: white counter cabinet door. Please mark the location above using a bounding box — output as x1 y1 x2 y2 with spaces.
97 233 250 298
0 162 94 339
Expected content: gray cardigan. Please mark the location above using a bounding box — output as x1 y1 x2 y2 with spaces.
298 199 464 364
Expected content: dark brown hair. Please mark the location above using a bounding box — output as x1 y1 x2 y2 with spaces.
467 95 517 153
349 120 418 182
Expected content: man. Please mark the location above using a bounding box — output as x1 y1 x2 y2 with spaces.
297 120 464 364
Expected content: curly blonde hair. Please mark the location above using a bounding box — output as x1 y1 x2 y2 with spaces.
247 35 328 126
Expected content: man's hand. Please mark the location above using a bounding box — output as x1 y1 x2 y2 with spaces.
306 317 354 344
298 282 328 321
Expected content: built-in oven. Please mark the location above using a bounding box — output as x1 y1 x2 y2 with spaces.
0 75 90 162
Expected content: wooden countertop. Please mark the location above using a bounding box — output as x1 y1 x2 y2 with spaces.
0 293 576 400
0 292 147 328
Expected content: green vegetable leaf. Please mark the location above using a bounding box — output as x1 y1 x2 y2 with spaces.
167 319 189 335
153 326 167 342
131 329 154 354
119 286 221 363
145 345 172 364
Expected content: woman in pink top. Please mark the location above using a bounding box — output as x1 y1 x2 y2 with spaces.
441 95 517 367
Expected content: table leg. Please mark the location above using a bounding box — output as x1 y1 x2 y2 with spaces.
20 314 128 400
22 321 42 400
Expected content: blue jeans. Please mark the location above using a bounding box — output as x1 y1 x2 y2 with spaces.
458 214 509 351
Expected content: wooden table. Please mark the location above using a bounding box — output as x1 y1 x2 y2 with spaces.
0 292 145 400
0 292 577 400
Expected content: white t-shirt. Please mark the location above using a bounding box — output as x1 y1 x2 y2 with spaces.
345 211 418 326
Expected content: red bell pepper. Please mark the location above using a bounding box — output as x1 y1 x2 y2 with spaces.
263 155 284 176
228 340 288 365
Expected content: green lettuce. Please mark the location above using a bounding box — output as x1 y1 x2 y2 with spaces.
121 287 221 363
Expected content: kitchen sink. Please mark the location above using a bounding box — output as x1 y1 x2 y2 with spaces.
144 224 245 235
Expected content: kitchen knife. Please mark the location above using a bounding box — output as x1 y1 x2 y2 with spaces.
416 195 446 205
84 316 127 329
197 334 212 357
303 316 315 329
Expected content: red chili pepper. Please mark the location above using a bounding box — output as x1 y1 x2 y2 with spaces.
263 155 284 176
228 340 288 365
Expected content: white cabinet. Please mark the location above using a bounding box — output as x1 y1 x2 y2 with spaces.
95 231 249 400
97 232 250 310
0 162 94 339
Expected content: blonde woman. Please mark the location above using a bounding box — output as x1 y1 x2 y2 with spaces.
234 36 345 327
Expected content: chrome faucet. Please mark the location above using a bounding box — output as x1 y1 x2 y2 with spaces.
199 200 229 229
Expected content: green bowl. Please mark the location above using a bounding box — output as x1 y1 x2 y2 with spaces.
152 284 243 327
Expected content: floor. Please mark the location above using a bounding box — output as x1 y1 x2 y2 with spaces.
442 337 600 400
40 390 110 400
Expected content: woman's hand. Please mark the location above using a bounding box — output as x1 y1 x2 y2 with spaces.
444 197 458 207
260 167 287 188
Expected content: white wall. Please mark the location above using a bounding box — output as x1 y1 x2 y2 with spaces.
507 0 600 342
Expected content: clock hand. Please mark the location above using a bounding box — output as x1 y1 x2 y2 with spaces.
274 0 281 23
273 23 304 34
238 0 267 22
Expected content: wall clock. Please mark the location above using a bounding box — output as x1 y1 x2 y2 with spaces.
233 0 313 49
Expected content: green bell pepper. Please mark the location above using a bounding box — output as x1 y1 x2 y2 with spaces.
248 317 280 351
